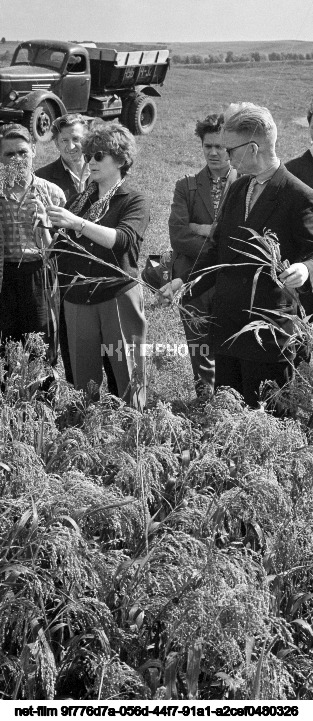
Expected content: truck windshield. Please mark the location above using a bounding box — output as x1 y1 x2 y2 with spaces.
13 45 66 71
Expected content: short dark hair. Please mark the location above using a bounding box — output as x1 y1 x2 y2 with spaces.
0 123 33 147
82 122 137 177
51 113 88 140
195 114 224 141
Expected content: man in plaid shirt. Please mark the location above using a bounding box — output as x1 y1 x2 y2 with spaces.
0 124 66 365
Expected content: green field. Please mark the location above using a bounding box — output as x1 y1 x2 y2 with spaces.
2 58 313 702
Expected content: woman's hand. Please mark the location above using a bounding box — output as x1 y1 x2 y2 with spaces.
46 204 80 231
279 263 309 288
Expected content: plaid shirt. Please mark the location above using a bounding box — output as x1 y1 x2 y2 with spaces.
0 175 66 291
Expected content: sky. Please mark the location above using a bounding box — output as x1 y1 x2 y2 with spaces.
2 0 313 43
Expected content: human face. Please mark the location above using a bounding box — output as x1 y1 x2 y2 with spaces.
202 132 230 175
222 131 258 174
87 151 122 186
0 138 35 183
55 123 86 165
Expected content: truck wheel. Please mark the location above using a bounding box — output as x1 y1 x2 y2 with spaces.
127 95 157 135
26 101 56 142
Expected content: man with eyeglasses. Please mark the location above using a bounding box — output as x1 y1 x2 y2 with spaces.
162 104 313 413
0 123 66 367
169 113 237 396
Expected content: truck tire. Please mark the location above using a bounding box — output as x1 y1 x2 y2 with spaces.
127 95 157 135
25 101 57 143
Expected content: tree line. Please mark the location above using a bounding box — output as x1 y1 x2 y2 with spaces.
171 50 313 64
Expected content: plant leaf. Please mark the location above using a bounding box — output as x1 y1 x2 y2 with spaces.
252 640 266 700
186 638 202 699
164 651 179 700
249 266 266 316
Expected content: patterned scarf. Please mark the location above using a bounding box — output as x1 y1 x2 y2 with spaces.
68 177 125 222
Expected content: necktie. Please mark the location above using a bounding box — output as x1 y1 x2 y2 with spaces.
245 177 258 221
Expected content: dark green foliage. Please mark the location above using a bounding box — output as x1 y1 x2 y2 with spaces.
1 338 313 699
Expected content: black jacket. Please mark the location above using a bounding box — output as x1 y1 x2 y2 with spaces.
35 157 79 201
175 164 313 362
56 181 150 304
285 149 313 189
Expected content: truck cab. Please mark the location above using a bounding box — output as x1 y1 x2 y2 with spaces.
0 40 169 141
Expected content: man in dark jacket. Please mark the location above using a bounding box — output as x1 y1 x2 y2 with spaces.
36 113 89 200
285 99 313 189
169 113 236 395
161 104 313 410
284 100 313 335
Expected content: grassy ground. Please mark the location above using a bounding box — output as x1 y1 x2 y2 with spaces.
28 61 313 403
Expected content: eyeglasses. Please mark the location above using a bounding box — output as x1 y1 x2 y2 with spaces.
225 141 259 155
84 151 107 163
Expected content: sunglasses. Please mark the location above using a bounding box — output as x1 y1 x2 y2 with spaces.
84 151 108 163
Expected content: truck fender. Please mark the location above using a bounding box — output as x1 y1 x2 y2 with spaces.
15 90 66 115
137 86 161 98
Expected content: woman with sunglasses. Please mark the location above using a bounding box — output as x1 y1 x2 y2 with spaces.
47 122 150 410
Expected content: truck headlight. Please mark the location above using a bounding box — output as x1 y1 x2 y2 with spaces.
9 90 19 101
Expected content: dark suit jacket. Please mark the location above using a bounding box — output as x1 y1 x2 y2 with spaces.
285 150 313 318
285 149 313 189
175 164 313 363
169 166 237 275
35 157 79 201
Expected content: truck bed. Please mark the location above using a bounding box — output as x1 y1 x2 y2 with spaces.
88 47 169 92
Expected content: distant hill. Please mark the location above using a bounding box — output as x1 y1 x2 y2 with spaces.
93 40 313 56
77 40 313 56
167 40 313 56
2 39 313 58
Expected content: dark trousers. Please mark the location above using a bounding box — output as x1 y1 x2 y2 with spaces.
59 301 74 383
180 288 215 395
215 354 293 413
0 260 59 365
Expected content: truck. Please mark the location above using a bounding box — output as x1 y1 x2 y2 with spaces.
0 39 170 142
